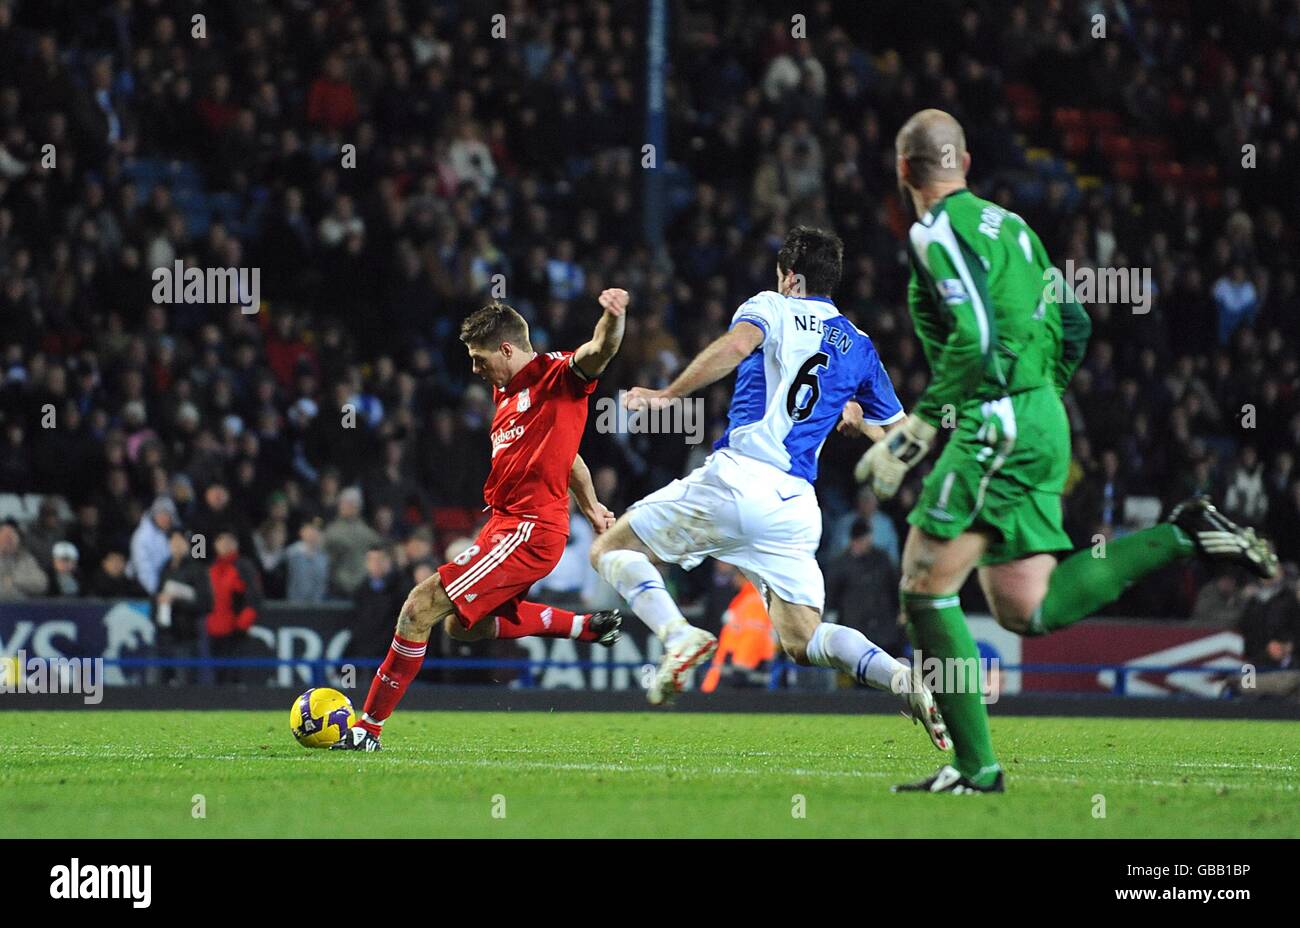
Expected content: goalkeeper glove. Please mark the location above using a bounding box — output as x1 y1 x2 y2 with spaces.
853 414 938 500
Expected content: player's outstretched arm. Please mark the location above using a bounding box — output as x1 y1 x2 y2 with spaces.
572 288 629 380
836 401 887 442
569 454 614 533
624 321 764 410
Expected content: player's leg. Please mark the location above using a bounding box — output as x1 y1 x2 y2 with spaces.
441 602 623 646
738 552 914 698
893 526 1005 791
337 570 455 750
341 516 571 750
982 528 1194 635
979 498 1277 637
590 513 717 703
496 602 623 645
976 552 1056 634
593 452 827 704
763 586 950 751
590 514 687 638
437 520 624 645
440 611 495 641
976 387 1276 633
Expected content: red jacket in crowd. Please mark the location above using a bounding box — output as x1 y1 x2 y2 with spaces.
207 552 262 638
306 77 358 131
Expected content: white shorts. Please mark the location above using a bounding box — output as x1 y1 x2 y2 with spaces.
626 449 825 610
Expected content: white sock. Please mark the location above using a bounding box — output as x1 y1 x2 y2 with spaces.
596 550 690 645
806 622 905 691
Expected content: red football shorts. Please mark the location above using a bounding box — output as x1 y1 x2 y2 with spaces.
437 514 567 628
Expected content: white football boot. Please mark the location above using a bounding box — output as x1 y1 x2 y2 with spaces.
647 624 718 706
892 665 951 752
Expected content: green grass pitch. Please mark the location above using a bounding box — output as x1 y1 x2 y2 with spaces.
2 711 1297 837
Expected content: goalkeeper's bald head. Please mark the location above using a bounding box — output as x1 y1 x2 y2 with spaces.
895 109 969 192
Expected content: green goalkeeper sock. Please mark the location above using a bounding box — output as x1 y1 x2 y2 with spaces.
902 591 1000 786
1028 524 1195 635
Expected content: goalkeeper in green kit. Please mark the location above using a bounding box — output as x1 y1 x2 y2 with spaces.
855 110 1280 794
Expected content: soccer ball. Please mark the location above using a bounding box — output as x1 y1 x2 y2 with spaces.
290 687 357 748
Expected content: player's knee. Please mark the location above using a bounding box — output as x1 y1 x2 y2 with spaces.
899 570 932 595
995 608 1032 634
782 639 813 666
992 594 1039 635
396 607 433 639
590 540 635 576
777 622 815 666
397 574 446 637
442 613 474 640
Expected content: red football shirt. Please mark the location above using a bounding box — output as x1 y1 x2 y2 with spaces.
481 351 598 534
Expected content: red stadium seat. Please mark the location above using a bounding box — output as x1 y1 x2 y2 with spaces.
1148 161 1186 185
1111 158 1140 181
1003 82 1039 107
1186 163 1219 186
1098 132 1135 160
1135 136 1171 160
1052 107 1086 130
1062 129 1090 156
1085 109 1122 132
1014 102 1041 127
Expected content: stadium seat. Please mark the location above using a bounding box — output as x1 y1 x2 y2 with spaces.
1111 158 1140 182
1061 129 1090 156
1135 136 1171 160
1085 109 1122 132
1149 161 1186 185
1052 107 1085 131
1003 82 1039 107
1098 132 1135 160
1013 102 1041 127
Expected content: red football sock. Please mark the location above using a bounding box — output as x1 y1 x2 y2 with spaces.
494 601 601 641
357 635 427 736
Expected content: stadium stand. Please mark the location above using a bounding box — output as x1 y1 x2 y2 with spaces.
0 0 1297 674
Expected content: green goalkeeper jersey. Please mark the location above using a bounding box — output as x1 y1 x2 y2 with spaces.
905 189 1091 427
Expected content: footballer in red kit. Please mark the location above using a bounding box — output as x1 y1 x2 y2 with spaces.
439 348 597 626
336 291 628 750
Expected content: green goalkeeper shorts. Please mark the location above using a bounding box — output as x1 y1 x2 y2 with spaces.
907 386 1073 565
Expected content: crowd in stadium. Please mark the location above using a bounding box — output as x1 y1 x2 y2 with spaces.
0 0 1298 672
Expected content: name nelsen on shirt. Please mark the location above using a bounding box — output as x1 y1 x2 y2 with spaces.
49 859 151 909
151 260 261 313
792 314 855 352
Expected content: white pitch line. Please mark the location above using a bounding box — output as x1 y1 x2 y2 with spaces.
1011 755 1299 772
4 747 1297 794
